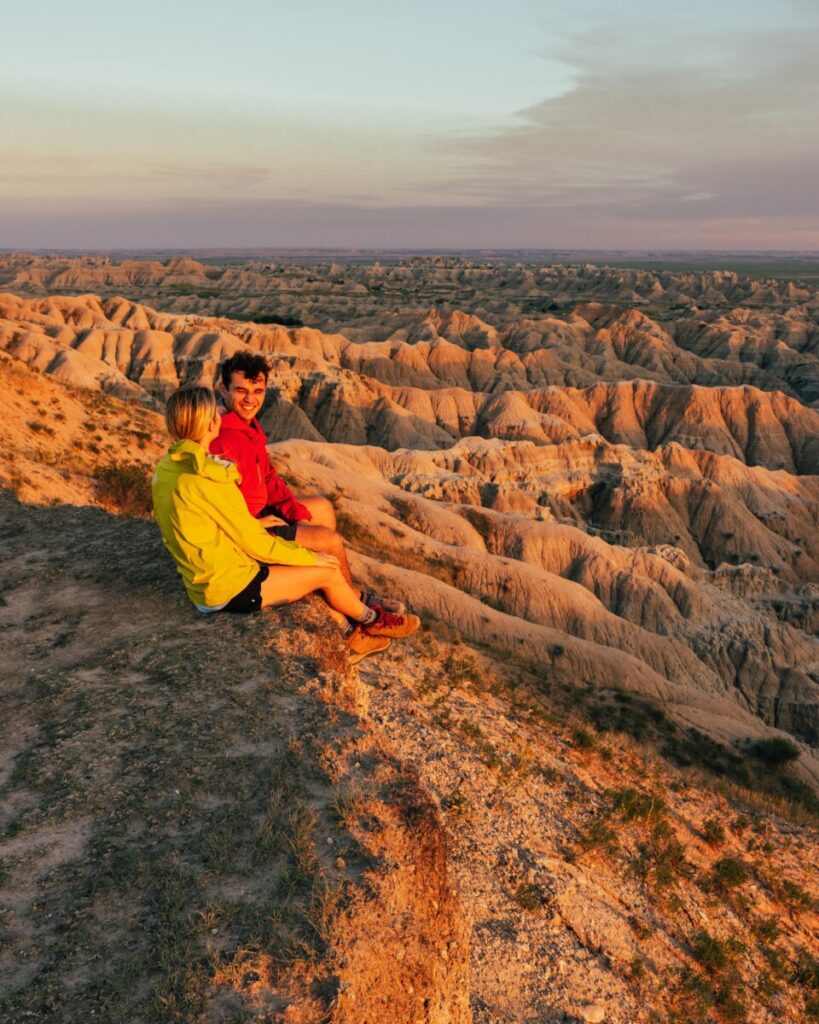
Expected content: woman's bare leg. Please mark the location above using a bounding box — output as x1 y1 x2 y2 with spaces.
259 563 366 628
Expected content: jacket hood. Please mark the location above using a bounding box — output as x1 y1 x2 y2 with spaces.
167 439 240 483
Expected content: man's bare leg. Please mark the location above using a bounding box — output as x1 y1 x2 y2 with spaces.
296 495 337 530
293 495 355 588
292 494 406 614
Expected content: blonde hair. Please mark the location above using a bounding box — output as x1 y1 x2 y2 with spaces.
165 385 217 442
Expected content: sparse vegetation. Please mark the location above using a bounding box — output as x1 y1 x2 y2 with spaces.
93 460 153 517
513 881 549 911
702 817 726 845
613 787 664 822
579 813 619 854
632 820 690 890
706 857 750 893
772 876 814 911
749 737 800 766
27 420 55 435
571 726 596 750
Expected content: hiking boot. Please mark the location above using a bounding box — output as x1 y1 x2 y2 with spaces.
346 626 391 666
363 606 420 640
361 590 407 615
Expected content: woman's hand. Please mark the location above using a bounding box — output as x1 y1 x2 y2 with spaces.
314 552 341 570
258 513 286 527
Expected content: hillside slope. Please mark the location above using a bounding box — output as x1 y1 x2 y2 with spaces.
1 493 817 1024
2 283 818 1023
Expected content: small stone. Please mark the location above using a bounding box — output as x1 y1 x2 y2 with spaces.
326 836 334 845
580 1005 605 1024
335 857 346 869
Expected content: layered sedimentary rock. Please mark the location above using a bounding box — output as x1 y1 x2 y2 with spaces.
1 281 817 774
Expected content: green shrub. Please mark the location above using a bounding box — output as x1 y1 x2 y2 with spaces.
572 727 595 750
691 931 744 973
580 815 619 854
614 787 664 821
513 882 548 911
93 462 153 518
702 818 726 845
633 820 690 889
777 878 813 911
753 916 780 943
792 947 819 990
629 956 646 980
749 738 800 766
710 857 750 892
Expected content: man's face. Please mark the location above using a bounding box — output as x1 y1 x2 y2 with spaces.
223 371 267 423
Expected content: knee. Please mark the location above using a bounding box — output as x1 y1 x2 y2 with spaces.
307 495 336 530
311 525 345 555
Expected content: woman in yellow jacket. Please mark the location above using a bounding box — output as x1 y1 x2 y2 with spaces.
152 385 417 663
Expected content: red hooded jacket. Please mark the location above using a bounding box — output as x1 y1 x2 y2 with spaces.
209 411 312 523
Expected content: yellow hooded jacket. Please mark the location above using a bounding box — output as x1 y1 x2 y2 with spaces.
152 439 317 609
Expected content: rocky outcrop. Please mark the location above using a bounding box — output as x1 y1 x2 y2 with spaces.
2 295 818 472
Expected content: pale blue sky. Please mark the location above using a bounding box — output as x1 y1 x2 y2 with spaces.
2 0 817 248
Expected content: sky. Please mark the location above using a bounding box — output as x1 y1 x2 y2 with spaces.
2 0 818 250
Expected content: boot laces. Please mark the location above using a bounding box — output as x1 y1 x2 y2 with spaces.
373 606 403 628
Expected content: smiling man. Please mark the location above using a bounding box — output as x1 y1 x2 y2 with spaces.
210 350 407 616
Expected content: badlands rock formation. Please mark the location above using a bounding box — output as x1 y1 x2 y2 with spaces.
1 255 818 1023
1 271 817 781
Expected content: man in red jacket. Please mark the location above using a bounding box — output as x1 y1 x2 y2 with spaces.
211 350 405 614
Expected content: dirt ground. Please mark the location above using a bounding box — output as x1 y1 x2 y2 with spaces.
1 492 817 1024
0 494 466 1023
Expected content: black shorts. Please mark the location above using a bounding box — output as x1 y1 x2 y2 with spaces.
258 506 298 543
269 522 298 542
223 566 270 614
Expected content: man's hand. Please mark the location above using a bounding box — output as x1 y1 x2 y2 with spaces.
314 552 341 570
258 513 286 527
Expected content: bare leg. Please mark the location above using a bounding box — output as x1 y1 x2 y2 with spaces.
294 522 355 588
293 494 356 587
296 494 336 529
259 562 366 629
294 493 405 616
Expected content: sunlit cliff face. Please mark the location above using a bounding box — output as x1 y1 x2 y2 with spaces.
223 372 267 423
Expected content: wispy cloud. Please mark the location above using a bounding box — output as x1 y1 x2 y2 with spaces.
2 0 818 247
408 8 819 243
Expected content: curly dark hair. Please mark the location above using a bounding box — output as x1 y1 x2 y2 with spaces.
219 351 270 388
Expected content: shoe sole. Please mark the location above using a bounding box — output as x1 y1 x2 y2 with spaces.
348 637 391 665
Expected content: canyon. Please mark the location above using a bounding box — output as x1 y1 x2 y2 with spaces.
1 255 817 1023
